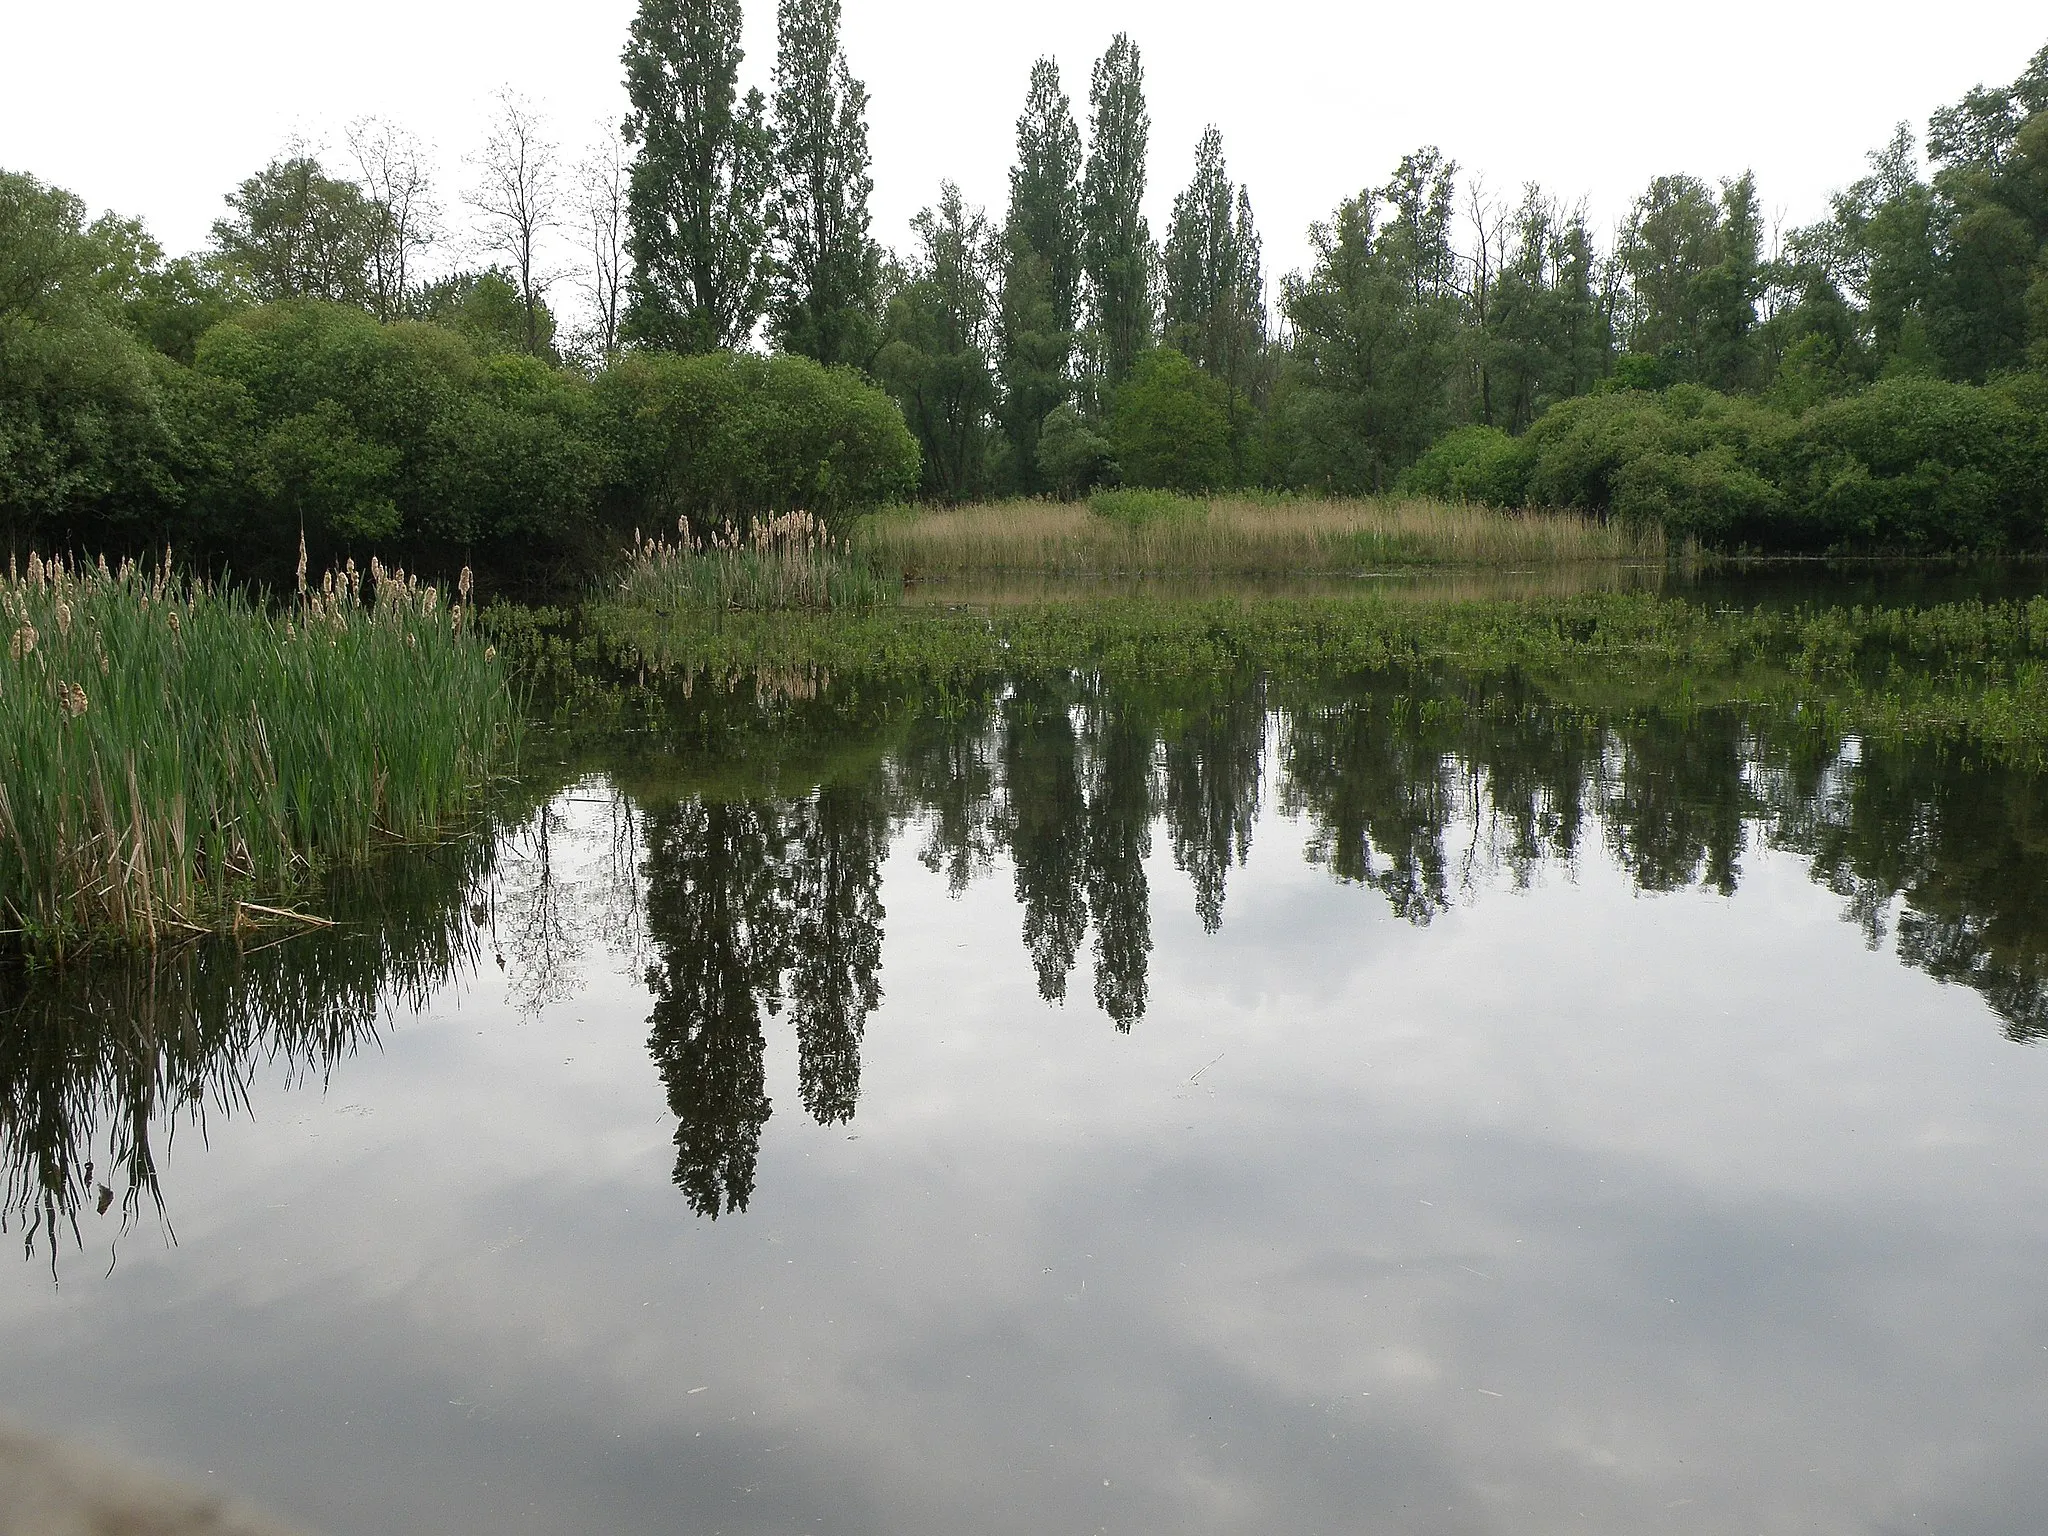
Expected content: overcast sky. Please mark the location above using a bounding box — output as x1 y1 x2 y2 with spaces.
4 0 2043 311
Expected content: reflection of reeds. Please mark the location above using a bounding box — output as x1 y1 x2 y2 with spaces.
620 512 893 613
0 833 498 1267
0 549 517 955
857 496 1665 576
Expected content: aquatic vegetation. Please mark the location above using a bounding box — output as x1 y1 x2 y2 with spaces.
854 495 1666 577
617 510 895 613
0 549 518 956
589 590 2048 764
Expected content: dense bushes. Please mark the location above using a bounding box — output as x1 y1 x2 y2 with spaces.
191 303 603 577
596 351 919 537
1 166 921 588
1399 376 2048 553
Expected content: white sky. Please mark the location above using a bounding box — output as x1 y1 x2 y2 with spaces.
3 0 2043 318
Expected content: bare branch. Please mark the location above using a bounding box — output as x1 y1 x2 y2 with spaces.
467 88 567 356
347 116 440 322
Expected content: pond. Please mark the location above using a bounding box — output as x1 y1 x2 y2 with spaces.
4 635 2048 1533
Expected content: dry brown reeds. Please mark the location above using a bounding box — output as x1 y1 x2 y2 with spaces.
856 495 1665 577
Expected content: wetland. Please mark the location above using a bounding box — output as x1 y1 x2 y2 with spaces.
6 570 2048 1533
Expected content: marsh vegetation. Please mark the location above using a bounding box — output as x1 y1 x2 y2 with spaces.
0 552 515 957
857 494 1666 577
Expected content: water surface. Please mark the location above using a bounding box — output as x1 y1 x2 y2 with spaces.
4 663 2047 1535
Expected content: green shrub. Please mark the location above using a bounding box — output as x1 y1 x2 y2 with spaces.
1037 403 1117 499
1518 386 1794 544
597 350 919 538
0 172 189 555
1399 425 1532 506
1792 375 2048 550
193 301 600 578
1110 349 1232 492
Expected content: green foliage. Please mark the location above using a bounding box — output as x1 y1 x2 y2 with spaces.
1794 375 2048 549
1082 34 1154 389
1109 347 1231 492
413 269 556 358
1162 128 1265 399
1463 376 2048 552
1035 402 1116 499
208 155 380 306
875 184 997 501
622 0 773 353
0 551 515 953
1400 425 1532 505
996 58 1085 493
1517 386 1792 542
766 0 882 366
0 172 189 553
193 300 600 575
1088 487 1205 526
1278 151 1465 492
597 348 918 534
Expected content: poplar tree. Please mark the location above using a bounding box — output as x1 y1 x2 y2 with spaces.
1007 59 1085 337
1162 126 1265 396
621 0 773 353
1081 33 1154 392
766 0 881 366
997 57 1084 489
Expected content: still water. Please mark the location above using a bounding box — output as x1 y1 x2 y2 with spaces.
4 665 2048 1534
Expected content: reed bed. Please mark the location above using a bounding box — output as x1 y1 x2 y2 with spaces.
856 494 1666 576
0 548 516 956
618 510 894 615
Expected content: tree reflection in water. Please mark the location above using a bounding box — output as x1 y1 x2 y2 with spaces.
11 668 2048 1252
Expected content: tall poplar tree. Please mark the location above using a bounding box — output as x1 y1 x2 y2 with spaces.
997 57 1085 490
1082 33 1154 392
1162 126 1265 395
1007 59 1086 337
621 0 773 353
766 0 881 366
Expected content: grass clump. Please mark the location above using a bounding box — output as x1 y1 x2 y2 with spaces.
618 510 894 614
0 549 516 957
856 495 1664 577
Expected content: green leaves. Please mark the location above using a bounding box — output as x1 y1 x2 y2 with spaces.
765 0 881 368
596 349 917 533
622 0 774 354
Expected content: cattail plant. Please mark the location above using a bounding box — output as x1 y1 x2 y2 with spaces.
616 510 893 615
0 550 519 957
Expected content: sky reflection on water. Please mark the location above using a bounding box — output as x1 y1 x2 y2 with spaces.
3 674 2047 1535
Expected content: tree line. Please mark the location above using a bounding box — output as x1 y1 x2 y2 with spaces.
5 7 2048 567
